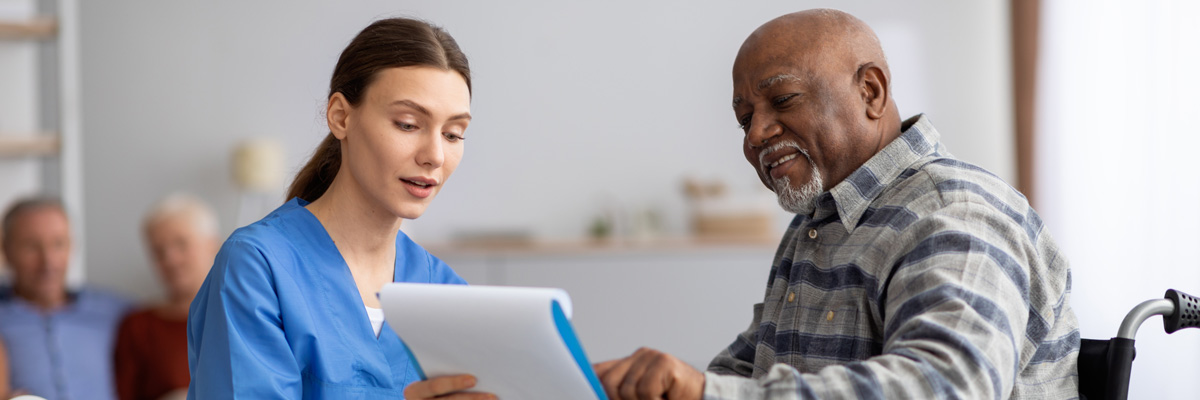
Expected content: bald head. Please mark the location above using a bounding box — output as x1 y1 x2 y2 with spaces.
734 9 892 110
733 9 902 214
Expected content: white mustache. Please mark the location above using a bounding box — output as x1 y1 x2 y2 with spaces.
758 141 809 173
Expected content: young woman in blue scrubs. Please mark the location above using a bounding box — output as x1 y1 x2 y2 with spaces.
187 18 479 399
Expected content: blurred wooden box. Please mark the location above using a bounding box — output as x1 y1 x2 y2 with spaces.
691 212 773 241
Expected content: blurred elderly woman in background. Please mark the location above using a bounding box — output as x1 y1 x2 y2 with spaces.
113 194 220 400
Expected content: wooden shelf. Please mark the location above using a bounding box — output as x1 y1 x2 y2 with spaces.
424 235 778 258
0 17 57 40
0 134 60 157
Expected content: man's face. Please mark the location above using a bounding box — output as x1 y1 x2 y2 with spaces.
2 207 71 300
732 38 874 214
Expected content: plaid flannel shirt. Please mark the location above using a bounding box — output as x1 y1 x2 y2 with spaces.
705 115 1079 399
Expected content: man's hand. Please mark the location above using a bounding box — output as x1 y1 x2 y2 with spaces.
593 347 705 400
403 374 496 400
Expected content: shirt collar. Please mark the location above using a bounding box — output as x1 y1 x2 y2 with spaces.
0 286 84 313
816 114 942 231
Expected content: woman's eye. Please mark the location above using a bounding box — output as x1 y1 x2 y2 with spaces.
396 122 418 131
443 132 465 142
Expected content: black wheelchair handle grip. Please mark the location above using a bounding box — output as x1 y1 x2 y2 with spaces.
1164 289 1200 334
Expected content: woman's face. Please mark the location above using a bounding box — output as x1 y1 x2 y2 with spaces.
145 214 217 298
333 66 471 220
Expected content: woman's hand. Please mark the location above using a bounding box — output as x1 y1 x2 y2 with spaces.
403 374 497 400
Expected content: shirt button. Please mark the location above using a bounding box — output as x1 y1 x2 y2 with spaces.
787 291 796 302
808 229 818 239
826 310 836 321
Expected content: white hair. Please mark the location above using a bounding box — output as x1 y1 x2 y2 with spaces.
758 142 824 215
772 158 823 215
143 193 219 239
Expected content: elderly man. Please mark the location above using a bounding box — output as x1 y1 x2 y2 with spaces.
592 9 1079 400
114 194 220 400
0 197 130 400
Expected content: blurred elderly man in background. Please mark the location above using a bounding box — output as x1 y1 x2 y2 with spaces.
594 9 1078 400
0 197 130 400
114 194 220 400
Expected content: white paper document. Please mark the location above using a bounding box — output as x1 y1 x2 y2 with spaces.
379 283 608 399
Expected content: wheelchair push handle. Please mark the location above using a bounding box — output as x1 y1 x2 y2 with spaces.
1116 288 1199 339
1164 289 1200 334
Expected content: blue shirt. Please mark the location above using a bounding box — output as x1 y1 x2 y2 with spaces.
0 287 131 400
187 198 466 399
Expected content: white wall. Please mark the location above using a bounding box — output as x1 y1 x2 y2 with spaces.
1037 1 1200 397
77 0 1014 301
445 247 777 369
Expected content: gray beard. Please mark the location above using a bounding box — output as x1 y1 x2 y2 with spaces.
770 152 824 215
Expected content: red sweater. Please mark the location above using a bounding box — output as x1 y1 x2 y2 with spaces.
114 308 190 400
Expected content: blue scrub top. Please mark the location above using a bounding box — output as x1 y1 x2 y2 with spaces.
187 198 465 399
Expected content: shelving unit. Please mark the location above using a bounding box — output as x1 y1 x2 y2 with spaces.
424 236 777 259
0 0 85 284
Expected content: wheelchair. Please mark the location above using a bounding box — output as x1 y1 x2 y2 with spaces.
1078 289 1200 400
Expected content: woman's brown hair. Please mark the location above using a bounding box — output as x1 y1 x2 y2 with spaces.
286 18 471 203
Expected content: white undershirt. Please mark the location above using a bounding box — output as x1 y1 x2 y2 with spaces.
366 306 385 338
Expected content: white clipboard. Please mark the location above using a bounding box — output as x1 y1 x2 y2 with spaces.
379 283 608 399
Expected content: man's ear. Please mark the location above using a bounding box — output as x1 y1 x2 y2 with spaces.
327 92 351 140
857 62 889 120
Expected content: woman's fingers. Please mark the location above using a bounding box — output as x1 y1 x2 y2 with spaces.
403 374 491 399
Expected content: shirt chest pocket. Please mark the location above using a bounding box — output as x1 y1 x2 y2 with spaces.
775 291 875 369
779 293 861 336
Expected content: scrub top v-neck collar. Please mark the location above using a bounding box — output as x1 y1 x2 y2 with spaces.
285 201 408 377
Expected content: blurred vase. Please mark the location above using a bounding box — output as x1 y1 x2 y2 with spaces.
231 138 285 226
231 138 284 193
